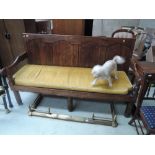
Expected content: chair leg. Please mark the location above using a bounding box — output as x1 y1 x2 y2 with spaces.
13 90 23 105
146 84 151 98
2 94 10 113
153 89 155 98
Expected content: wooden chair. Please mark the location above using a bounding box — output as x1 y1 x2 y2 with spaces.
129 59 155 134
111 29 135 38
0 63 13 112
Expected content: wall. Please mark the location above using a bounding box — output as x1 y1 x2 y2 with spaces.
92 19 155 37
92 19 140 37
139 19 155 28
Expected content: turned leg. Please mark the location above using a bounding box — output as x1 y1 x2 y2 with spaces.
6 89 14 108
67 97 74 112
2 77 13 108
13 90 23 105
110 102 118 127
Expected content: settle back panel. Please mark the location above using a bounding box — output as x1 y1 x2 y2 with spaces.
23 33 135 73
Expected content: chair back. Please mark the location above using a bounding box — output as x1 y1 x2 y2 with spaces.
112 29 135 38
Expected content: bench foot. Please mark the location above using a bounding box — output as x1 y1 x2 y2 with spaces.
13 90 23 105
124 102 133 117
67 98 74 112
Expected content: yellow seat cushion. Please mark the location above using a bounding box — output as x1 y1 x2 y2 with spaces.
13 65 132 95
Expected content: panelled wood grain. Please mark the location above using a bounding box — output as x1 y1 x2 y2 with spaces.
24 34 135 73
52 40 78 66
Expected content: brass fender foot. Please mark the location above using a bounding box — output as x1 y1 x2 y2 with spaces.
112 120 118 127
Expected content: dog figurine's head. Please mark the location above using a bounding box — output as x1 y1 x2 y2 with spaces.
91 65 102 78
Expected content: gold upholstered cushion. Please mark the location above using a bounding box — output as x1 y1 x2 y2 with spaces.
13 65 132 95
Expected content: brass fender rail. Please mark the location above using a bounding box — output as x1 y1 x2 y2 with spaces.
28 100 118 127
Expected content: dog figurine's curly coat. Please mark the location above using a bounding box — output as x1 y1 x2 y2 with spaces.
91 55 125 87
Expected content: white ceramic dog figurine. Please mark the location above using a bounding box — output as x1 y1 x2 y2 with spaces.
91 55 125 87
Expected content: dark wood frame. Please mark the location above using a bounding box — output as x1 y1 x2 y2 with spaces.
3 33 137 117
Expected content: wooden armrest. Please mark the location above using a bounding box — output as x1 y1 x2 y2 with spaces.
1 52 28 84
129 57 142 99
130 57 141 82
7 52 27 70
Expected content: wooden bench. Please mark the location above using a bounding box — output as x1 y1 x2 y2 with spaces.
3 33 138 126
